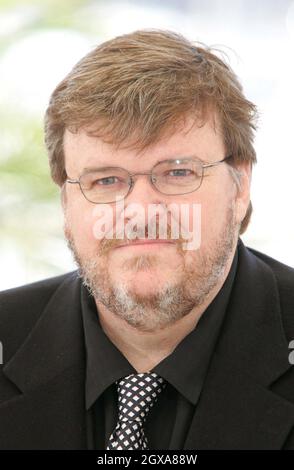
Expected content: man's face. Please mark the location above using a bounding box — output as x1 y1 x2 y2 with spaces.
63 114 250 332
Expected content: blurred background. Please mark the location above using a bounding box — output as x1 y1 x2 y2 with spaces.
0 0 294 290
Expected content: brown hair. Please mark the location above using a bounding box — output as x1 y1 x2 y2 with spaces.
44 29 258 234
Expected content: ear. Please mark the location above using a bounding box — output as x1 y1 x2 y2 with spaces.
233 161 252 226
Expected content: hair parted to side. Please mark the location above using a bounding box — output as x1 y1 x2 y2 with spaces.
44 29 258 234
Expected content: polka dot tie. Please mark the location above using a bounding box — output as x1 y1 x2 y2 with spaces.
106 372 167 450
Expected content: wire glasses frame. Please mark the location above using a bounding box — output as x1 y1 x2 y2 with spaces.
65 155 233 204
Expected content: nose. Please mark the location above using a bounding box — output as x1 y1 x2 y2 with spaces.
112 171 181 242
125 173 163 206
119 173 169 232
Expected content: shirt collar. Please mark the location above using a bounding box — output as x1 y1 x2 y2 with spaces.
81 239 239 409
81 287 136 410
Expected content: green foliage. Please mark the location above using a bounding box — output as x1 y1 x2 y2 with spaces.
0 113 57 203
0 0 95 282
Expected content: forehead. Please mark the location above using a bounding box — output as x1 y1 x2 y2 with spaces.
63 113 225 173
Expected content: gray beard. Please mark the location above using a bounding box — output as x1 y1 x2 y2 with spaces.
65 206 238 332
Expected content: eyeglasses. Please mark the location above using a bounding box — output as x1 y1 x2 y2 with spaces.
65 155 233 204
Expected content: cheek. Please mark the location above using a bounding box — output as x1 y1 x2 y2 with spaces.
65 202 103 250
189 186 234 247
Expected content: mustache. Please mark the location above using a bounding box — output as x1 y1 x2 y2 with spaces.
99 223 188 256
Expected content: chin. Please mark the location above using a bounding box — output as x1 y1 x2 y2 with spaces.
116 271 168 293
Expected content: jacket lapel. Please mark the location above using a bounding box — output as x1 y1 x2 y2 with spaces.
0 272 88 449
183 239 294 449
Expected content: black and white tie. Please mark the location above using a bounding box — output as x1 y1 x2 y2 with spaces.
106 372 167 450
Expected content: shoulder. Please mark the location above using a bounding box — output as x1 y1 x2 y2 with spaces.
247 244 294 278
0 271 79 358
0 270 78 308
245 243 294 340
246 244 294 291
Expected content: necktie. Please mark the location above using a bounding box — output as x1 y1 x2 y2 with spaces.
106 372 167 450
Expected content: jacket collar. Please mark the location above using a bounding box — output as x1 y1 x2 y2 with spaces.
182 238 294 449
214 237 291 387
1 271 88 449
2 271 85 393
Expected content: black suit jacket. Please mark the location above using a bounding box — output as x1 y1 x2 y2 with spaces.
0 238 294 449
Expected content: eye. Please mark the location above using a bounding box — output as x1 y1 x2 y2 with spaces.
95 176 120 186
168 169 193 177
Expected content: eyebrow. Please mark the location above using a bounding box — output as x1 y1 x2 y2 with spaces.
81 156 207 174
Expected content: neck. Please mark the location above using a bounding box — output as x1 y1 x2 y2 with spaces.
95 249 236 373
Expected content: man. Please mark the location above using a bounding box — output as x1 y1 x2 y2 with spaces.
0 29 293 450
